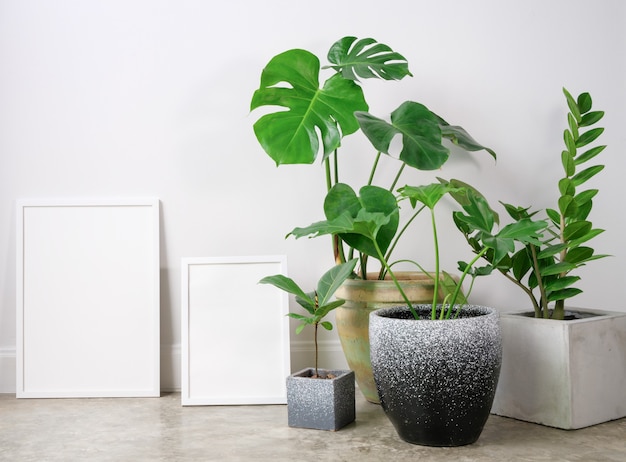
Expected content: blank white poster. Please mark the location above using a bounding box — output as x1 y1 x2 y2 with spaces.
16 199 160 398
181 256 290 405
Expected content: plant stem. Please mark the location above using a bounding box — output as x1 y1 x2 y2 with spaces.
430 208 440 320
368 152 382 186
314 322 319 377
373 240 416 318
499 270 541 316
380 205 426 279
529 244 549 318
390 163 406 191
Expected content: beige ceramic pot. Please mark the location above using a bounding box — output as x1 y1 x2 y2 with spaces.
335 272 441 403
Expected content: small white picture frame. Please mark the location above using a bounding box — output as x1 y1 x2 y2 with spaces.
181 255 290 405
16 198 160 398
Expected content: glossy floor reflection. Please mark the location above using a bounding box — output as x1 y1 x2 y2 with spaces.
1 392 624 461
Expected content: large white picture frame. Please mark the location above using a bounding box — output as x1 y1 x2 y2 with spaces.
16 198 160 398
181 255 290 405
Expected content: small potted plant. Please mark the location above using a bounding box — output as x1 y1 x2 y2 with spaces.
451 88 626 429
251 35 495 403
259 259 358 431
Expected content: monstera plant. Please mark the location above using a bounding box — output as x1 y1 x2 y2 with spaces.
251 36 495 279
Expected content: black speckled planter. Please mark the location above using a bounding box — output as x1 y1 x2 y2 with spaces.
286 368 355 431
370 305 501 446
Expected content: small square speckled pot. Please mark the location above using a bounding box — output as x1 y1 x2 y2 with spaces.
286 368 355 431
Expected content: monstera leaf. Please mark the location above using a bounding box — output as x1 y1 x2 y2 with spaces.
356 101 450 170
325 36 412 81
250 49 368 165
250 37 412 166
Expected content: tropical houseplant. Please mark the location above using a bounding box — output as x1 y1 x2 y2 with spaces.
290 181 545 446
450 88 626 429
250 35 495 402
259 259 357 431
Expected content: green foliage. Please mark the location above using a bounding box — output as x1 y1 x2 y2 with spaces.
251 36 495 277
451 89 608 319
259 259 358 374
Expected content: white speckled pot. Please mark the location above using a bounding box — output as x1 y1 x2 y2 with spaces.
370 305 501 447
286 368 355 431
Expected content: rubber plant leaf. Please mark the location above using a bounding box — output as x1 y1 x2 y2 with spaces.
251 49 368 165
356 101 450 170
325 36 412 81
316 258 358 307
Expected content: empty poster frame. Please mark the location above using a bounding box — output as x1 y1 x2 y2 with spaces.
181 256 290 405
16 198 160 398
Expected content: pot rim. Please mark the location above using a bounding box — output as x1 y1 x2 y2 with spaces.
371 304 497 322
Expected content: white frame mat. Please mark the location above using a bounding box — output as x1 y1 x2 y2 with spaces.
16 198 160 398
181 256 290 405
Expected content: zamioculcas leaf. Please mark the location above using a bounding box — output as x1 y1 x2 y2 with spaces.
568 113 579 140
580 111 604 127
544 275 581 292
558 195 576 217
558 178 575 196
563 221 592 241
574 189 598 205
540 261 577 276
564 246 594 264
576 145 606 164
571 165 604 186
563 131 576 157
537 243 568 259
563 88 581 122
577 92 593 113
561 150 576 175
547 287 583 302
575 127 604 148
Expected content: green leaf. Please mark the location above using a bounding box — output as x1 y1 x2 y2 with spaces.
576 145 606 164
577 92 593 113
294 323 308 335
571 165 604 186
399 183 456 210
563 88 581 123
436 116 497 161
567 113 579 141
580 110 604 127
455 193 496 234
558 195 577 217
251 50 368 165
563 132 576 158
546 287 583 302
575 127 604 148
537 243 568 259
540 261 577 276
569 228 604 247
511 249 532 281
356 101 450 170
558 178 575 196
544 275 581 292
325 36 412 81
574 189 598 205
565 246 594 264
546 208 561 226
320 321 333 331
316 259 358 306
259 274 311 303
496 219 547 244
563 221 592 241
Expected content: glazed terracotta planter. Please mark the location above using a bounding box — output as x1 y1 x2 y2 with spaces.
491 308 626 429
370 305 501 447
335 272 442 404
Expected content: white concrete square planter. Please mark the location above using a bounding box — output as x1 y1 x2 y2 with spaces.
286 368 355 431
491 308 626 429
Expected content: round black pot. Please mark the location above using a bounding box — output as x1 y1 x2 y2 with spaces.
369 305 501 447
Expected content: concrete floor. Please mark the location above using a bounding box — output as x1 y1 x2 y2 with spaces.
0 393 624 462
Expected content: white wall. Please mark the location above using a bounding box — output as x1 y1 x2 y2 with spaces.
1 0 624 392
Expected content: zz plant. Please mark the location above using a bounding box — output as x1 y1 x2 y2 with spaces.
259 259 358 377
453 88 608 319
